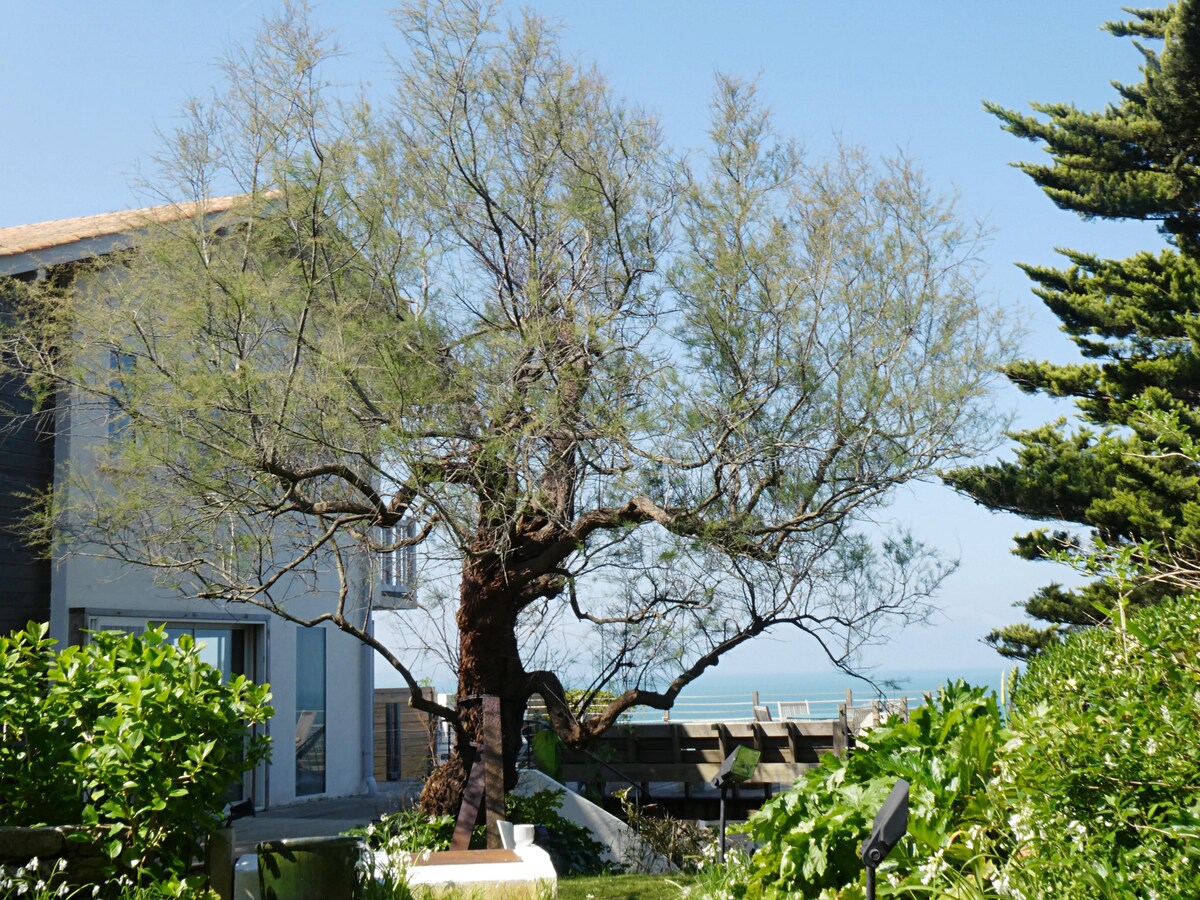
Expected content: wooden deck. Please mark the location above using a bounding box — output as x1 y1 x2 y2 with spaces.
560 708 853 788
379 688 908 817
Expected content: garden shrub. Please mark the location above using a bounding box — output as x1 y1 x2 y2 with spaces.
985 595 1200 898
715 599 1200 899
505 788 614 876
0 858 220 899
731 681 1007 898
0 622 272 884
353 805 457 854
615 787 715 871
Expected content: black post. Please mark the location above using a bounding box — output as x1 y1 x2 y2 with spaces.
718 783 728 863
860 779 909 900
712 744 759 866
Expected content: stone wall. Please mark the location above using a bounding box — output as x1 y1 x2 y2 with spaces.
0 825 108 885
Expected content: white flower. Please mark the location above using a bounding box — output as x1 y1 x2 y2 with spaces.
993 866 1026 900
916 848 946 884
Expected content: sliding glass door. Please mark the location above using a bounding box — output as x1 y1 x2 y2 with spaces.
86 616 261 805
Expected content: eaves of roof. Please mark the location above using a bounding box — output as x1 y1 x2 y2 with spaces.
0 196 243 277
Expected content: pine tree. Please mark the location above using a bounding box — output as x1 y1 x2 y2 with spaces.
947 1 1200 658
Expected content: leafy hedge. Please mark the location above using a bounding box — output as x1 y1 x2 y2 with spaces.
720 596 1200 898
988 595 1200 897
0 622 272 884
734 681 1004 898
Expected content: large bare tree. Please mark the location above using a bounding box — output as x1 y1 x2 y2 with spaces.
3 1 1009 811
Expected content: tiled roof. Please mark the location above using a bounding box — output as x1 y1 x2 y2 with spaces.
0 196 243 259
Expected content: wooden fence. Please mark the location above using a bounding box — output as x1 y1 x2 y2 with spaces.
373 688 438 783
559 709 853 789
377 688 910 800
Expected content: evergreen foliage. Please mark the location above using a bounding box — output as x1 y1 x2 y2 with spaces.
992 594 1200 896
947 0 1200 657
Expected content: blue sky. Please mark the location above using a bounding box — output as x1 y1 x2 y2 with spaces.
0 2 1164 681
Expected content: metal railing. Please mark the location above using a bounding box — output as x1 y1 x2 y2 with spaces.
525 687 926 731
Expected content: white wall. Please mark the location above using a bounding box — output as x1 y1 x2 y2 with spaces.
515 769 672 873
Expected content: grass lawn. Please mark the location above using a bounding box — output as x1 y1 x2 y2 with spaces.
558 872 699 900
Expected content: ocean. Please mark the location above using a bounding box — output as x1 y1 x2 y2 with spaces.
389 661 1020 723
620 665 1016 723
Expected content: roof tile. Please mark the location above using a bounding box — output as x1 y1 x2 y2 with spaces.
0 196 243 258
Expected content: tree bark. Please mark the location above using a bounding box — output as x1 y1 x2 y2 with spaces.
419 552 530 816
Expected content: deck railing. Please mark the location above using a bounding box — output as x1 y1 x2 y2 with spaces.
526 687 924 726
376 686 928 789
544 689 923 792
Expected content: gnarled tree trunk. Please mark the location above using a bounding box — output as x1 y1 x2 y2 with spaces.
419 553 530 816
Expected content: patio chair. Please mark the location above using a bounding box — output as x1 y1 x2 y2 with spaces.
777 701 810 720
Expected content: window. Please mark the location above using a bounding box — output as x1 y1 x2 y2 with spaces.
164 625 245 682
86 617 250 682
295 627 326 796
108 350 135 437
379 521 416 594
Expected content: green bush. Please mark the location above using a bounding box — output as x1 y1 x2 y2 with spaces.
0 622 272 884
731 681 1007 898
714 599 1200 899
505 789 614 876
986 595 1200 898
353 805 457 854
615 787 715 871
0 858 219 899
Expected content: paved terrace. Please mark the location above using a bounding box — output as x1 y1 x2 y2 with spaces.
231 782 422 856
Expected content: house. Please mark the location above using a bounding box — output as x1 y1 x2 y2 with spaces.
0 200 410 809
